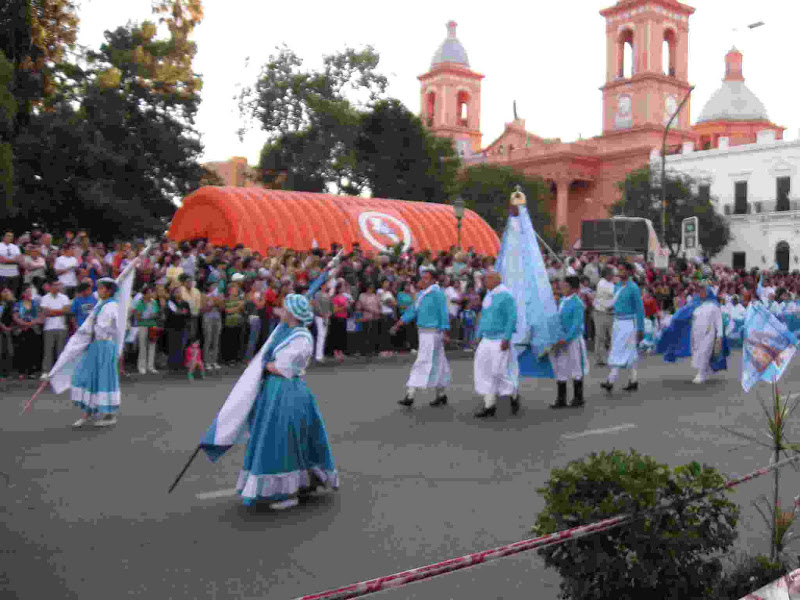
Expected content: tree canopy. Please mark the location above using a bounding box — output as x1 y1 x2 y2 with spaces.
612 166 732 259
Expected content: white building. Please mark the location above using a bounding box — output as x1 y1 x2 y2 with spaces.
653 134 800 271
650 46 800 272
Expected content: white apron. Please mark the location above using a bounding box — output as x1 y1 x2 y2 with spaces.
474 338 516 396
691 302 721 371
607 318 638 369
551 337 589 381
406 329 451 390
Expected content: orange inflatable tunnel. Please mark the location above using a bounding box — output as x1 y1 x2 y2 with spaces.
168 187 501 256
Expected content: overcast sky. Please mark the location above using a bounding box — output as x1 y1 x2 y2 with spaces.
76 0 798 165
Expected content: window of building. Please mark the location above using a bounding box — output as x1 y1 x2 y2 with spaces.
457 91 469 127
734 181 748 214
698 184 710 203
732 252 746 270
776 176 791 211
618 29 634 78
663 30 676 77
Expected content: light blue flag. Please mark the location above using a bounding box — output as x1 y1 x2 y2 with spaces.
496 204 562 378
741 304 798 392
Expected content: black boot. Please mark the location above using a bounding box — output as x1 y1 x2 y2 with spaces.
510 394 521 415
430 394 448 407
550 382 568 409
600 381 613 393
622 381 639 391
398 396 414 407
474 405 496 418
570 380 585 407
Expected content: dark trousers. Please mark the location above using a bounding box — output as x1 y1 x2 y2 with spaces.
14 329 42 376
167 327 186 370
221 325 244 363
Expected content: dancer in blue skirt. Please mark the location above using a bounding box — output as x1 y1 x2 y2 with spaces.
71 277 122 428
201 270 341 510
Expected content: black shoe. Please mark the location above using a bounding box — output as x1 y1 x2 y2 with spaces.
430 395 448 407
510 395 521 415
474 406 496 418
550 382 568 409
570 380 585 407
600 381 613 392
622 381 638 392
398 396 414 407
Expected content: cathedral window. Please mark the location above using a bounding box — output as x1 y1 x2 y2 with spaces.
426 92 436 126
457 91 470 127
663 29 676 77
618 29 634 79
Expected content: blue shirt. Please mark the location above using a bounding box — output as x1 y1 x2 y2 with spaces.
71 295 98 327
476 287 516 341
558 294 585 343
613 280 645 332
401 284 449 331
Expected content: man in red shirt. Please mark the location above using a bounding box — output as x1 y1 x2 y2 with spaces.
642 288 659 319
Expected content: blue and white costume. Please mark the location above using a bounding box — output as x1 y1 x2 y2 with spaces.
400 283 451 396
71 299 121 414
474 283 517 404
606 279 645 384
551 293 588 381
690 295 724 382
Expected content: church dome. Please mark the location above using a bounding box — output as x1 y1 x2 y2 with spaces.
697 48 770 123
431 21 470 68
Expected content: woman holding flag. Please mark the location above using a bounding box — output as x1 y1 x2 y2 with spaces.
195 255 343 509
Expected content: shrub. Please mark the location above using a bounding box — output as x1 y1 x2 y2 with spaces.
715 553 791 600
532 449 740 600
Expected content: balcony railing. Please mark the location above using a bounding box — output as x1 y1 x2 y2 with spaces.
724 199 800 216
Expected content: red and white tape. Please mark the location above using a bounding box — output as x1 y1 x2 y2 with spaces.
294 452 800 600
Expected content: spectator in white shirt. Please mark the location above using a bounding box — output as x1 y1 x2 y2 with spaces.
40 279 71 379
0 230 21 294
443 276 462 345
593 267 616 365
54 245 79 298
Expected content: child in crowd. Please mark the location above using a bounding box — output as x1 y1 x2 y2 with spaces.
184 338 205 380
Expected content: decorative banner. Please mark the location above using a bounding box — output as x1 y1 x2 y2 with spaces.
737 568 800 599
357 212 412 253
741 304 799 392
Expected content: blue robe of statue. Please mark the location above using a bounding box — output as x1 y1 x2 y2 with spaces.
495 204 562 378
656 286 730 371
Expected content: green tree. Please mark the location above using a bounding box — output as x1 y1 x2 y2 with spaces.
0 50 17 206
456 164 560 250
354 99 460 201
240 45 388 192
532 449 739 600
613 166 731 259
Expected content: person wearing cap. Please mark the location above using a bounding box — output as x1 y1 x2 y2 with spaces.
390 268 451 408
601 262 645 394
71 278 122 427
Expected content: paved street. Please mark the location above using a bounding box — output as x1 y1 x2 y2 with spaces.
4 350 800 600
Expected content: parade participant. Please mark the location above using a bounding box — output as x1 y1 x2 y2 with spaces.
550 276 588 408
70 278 123 427
472 270 517 418
601 262 645 393
390 268 450 408
656 277 729 384
196 255 345 509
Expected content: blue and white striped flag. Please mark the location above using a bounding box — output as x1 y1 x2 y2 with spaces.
741 304 798 392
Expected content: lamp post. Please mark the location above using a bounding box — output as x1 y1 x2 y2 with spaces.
453 197 465 251
660 85 695 247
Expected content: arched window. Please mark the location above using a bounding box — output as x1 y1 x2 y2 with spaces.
776 241 790 272
426 92 436 127
457 91 470 127
618 29 634 79
663 29 676 77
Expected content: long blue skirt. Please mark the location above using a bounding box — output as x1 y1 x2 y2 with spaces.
71 340 120 414
237 375 338 505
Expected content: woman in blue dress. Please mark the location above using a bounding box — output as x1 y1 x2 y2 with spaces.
71 278 121 428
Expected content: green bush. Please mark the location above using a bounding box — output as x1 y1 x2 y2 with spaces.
715 553 791 599
532 449 740 600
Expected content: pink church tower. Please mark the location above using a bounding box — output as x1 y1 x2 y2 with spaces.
418 21 484 156
599 0 695 135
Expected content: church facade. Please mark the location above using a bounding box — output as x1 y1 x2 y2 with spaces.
419 0 785 245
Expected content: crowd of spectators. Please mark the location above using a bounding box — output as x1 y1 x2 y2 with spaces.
1 226 793 383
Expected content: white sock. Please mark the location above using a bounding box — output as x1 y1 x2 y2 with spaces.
406 387 415 399
607 367 620 383
435 387 446 398
629 369 638 383
484 393 496 408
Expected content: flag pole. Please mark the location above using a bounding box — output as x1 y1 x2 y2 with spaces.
20 381 48 416
167 445 202 494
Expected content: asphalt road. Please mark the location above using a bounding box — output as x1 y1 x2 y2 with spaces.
4 350 800 600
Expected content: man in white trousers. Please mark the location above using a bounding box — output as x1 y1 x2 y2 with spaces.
473 270 518 418
550 276 589 408
391 268 451 407
601 262 645 393
311 285 332 363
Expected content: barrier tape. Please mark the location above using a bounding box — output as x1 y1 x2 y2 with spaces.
293 452 800 600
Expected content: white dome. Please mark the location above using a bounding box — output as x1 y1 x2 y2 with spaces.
431 21 470 68
697 80 770 123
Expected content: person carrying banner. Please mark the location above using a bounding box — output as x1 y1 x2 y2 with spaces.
472 270 517 418
656 278 729 384
196 254 344 509
550 276 589 408
601 262 645 393
390 268 450 408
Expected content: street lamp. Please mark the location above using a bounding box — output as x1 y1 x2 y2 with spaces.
660 85 695 246
453 197 465 251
